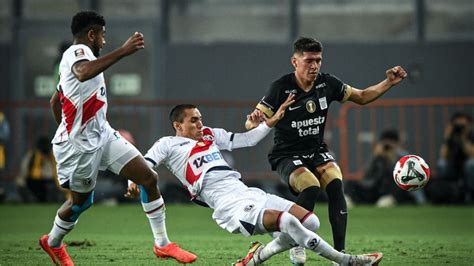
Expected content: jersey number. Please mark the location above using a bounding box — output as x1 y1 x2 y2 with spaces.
321 152 334 161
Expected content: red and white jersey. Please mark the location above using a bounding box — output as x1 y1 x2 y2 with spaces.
144 123 271 197
145 127 234 197
52 44 108 152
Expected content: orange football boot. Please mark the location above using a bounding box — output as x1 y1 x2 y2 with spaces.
39 235 74 266
153 242 197 264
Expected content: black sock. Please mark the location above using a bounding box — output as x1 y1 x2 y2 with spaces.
326 179 347 251
295 186 320 212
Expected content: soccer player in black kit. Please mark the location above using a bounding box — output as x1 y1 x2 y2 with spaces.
245 37 407 265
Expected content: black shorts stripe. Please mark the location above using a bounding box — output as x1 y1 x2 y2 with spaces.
144 157 157 166
208 166 233 172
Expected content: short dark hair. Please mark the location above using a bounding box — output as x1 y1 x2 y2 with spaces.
379 129 400 142
450 112 472 124
293 37 323 54
71 11 106 37
169 104 197 128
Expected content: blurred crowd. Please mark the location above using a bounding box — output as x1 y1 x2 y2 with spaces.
425 112 474 204
345 111 474 207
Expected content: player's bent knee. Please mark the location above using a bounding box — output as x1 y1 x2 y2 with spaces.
137 169 158 188
285 213 302 229
320 166 343 190
261 209 282 233
302 213 320 232
290 170 320 193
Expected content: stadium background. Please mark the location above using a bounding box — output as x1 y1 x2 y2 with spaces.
0 0 473 197
0 1 473 265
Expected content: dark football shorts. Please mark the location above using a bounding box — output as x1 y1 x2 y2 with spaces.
269 144 336 195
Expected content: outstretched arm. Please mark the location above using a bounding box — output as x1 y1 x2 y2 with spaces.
348 66 407 105
73 32 145 82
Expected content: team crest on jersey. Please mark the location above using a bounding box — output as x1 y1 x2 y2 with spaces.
74 48 85 57
319 97 328 110
202 134 214 141
244 204 255 212
306 100 317 113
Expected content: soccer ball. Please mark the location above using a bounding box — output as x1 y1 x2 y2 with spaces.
393 155 430 191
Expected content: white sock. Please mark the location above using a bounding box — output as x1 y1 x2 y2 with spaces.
301 212 320 232
48 214 77 248
142 197 170 247
278 212 346 264
270 231 280 238
259 233 293 262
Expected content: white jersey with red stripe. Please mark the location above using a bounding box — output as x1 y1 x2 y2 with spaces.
143 124 294 236
52 44 108 152
145 127 234 197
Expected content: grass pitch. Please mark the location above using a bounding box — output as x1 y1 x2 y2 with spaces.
0 203 472 265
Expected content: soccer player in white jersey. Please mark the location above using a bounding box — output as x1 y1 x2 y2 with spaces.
39 11 196 265
126 97 383 265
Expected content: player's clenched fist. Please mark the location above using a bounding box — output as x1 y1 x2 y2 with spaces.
386 66 407 86
121 31 145 56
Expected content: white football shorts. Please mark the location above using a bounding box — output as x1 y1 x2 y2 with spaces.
200 170 294 236
53 126 140 193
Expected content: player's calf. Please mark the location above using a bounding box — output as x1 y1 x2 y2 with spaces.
300 211 320 231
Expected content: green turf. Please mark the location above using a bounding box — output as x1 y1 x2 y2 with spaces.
0 204 472 265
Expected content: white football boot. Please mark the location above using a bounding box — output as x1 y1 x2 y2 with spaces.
336 252 383 266
289 246 306 265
